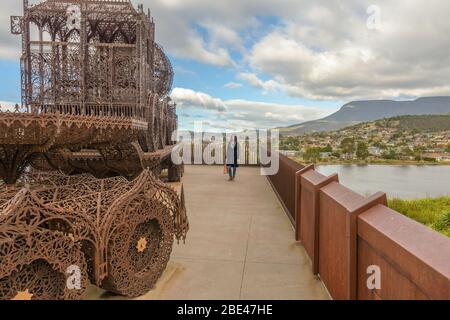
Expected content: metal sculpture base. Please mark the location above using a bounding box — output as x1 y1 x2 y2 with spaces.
0 169 188 299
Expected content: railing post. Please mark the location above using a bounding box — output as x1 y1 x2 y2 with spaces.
294 164 314 241
300 170 339 275
347 192 387 300
319 182 387 300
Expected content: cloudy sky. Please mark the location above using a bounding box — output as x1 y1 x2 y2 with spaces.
1 0 450 131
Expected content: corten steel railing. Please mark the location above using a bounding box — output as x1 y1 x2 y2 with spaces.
266 153 304 224
270 154 450 300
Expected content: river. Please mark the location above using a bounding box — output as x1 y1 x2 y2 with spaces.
316 164 450 199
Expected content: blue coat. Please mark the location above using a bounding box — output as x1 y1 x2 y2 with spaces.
226 142 240 166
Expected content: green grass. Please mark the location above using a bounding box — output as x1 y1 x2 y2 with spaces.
388 196 450 237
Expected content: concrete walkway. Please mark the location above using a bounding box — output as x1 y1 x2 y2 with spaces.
91 166 329 300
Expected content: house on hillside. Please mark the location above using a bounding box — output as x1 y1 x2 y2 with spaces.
368 146 382 156
422 152 450 162
280 150 301 157
320 152 332 159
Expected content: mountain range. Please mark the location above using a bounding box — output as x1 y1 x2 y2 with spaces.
280 96 450 135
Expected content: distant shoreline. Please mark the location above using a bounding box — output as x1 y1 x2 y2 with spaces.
291 157 450 166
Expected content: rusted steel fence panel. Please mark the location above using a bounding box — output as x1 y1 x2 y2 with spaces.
318 184 386 300
298 168 338 274
357 205 450 300
267 153 304 224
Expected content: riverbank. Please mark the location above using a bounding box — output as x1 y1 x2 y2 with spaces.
291 157 450 166
388 197 450 238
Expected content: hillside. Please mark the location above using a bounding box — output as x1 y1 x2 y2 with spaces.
345 114 450 132
281 96 450 135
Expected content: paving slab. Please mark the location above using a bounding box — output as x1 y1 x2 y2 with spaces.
91 166 329 300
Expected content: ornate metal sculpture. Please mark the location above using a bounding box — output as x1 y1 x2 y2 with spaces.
0 0 187 300
0 169 188 298
1 0 178 184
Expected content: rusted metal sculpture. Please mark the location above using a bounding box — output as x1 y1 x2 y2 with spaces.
2 0 180 184
0 0 188 300
0 169 188 298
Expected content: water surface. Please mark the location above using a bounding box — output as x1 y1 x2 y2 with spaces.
316 164 450 199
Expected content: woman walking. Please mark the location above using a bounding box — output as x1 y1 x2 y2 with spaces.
226 135 240 181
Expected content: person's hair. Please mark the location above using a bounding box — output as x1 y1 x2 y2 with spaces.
234 136 238 144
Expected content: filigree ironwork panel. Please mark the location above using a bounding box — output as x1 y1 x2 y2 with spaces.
0 169 188 299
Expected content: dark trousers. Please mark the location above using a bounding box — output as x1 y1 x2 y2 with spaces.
228 166 237 178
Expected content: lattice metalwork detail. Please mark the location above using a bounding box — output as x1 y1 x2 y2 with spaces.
0 191 89 300
10 16 23 35
0 169 188 299
153 44 174 97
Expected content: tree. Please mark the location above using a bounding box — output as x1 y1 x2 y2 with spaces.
413 146 425 161
401 147 414 158
392 131 403 140
304 147 321 163
280 136 300 151
332 151 341 159
373 141 387 149
320 144 333 153
356 141 369 160
340 138 355 159
382 149 398 160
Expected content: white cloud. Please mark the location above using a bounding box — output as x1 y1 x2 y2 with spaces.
133 0 260 67
245 1 450 100
237 72 281 94
224 82 243 89
264 112 305 122
171 87 334 131
199 22 245 53
171 88 227 112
